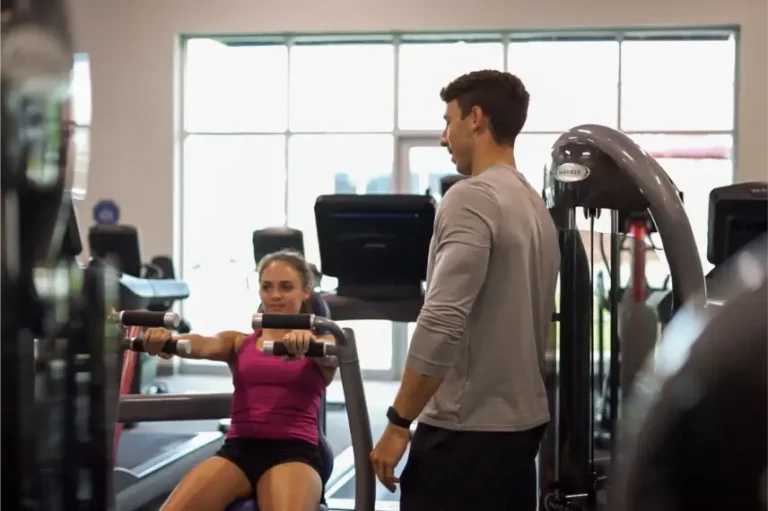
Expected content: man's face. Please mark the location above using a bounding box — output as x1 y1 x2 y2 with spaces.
440 100 474 176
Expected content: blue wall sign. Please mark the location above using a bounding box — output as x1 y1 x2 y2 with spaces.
93 199 120 225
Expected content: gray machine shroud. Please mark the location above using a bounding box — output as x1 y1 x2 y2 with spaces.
118 322 376 511
540 124 706 501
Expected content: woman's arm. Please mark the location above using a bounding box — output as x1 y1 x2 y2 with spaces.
313 333 339 386
175 330 248 363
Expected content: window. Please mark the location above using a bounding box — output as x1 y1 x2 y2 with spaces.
515 133 559 191
288 44 395 132
71 53 91 199
629 133 733 270
508 41 620 131
182 134 287 334
184 39 289 132
620 39 736 131
72 53 91 127
71 128 91 200
398 42 505 131
406 145 454 198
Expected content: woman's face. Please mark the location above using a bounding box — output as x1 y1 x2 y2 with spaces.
259 260 310 314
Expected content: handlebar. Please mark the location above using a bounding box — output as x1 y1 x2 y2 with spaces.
252 313 315 330
263 340 339 357
111 310 180 329
124 336 192 355
251 313 344 346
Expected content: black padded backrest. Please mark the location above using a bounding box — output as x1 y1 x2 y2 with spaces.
253 226 305 265
309 293 331 319
150 255 176 279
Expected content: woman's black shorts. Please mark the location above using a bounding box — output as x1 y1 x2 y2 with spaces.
215 437 326 501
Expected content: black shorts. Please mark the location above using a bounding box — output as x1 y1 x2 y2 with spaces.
400 422 548 511
215 437 326 502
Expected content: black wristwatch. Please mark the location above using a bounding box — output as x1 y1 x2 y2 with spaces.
386 406 412 429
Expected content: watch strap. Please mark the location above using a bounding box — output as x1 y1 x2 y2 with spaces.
386 406 412 429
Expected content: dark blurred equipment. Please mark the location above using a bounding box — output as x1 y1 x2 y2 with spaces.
1 2 120 509
611 234 767 511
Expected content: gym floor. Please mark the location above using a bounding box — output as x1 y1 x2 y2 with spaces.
128 375 398 464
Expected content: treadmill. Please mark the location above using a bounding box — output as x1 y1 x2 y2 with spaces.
117 316 376 511
313 194 434 509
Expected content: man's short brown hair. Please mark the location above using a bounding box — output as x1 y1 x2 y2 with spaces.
440 70 529 146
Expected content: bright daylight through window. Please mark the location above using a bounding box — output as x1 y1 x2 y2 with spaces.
180 32 737 374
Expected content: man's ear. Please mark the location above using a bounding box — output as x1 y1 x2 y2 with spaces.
470 106 484 127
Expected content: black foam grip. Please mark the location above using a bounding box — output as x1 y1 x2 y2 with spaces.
261 313 312 330
129 338 181 355
121 310 167 327
270 341 326 357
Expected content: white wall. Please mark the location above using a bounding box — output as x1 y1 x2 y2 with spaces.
68 0 767 259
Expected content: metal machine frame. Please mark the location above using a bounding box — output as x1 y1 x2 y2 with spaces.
541 124 706 509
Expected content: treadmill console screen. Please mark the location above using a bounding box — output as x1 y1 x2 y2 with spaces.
315 194 435 288
707 182 768 265
88 224 143 277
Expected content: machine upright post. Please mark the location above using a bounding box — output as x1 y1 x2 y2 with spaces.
542 209 594 508
608 212 621 451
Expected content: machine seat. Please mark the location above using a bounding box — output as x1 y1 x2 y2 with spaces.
226 293 333 511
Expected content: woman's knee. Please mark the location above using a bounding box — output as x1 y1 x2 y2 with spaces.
161 456 252 511
257 462 323 511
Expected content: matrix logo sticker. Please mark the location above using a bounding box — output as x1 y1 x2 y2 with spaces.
553 162 591 183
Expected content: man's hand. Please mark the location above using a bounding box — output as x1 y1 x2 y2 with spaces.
370 423 410 492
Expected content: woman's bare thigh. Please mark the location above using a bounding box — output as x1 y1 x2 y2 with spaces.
257 461 323 511
160 456 252 511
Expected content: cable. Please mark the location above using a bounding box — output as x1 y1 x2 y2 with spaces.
589 216 596 480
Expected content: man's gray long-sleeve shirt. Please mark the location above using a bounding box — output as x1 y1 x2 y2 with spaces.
407 165 560 432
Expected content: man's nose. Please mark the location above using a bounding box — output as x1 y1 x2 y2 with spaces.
440 131 448 147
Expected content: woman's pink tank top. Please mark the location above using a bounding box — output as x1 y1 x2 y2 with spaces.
227 330 325 445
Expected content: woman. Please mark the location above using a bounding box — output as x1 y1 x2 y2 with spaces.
142 250 337 511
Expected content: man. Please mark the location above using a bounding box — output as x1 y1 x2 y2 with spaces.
370 70 561 510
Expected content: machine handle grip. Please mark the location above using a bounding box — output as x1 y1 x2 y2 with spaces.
263 340 337 357
127 337 191 355
115 310 180 329
252 313 314 331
